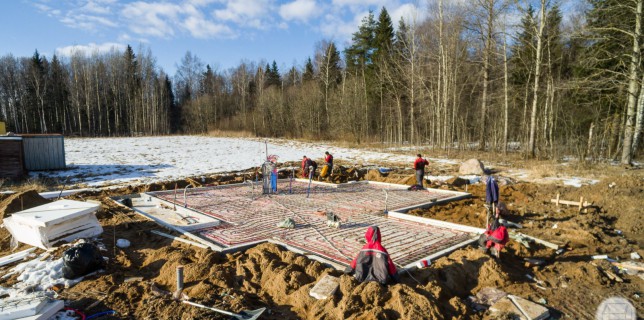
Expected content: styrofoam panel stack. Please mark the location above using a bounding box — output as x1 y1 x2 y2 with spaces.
3 200 103 249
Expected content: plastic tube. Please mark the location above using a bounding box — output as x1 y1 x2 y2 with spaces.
86 310 117 319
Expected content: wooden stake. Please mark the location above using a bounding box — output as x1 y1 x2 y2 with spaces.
555 193 560 207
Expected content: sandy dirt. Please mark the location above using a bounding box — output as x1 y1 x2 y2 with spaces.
0 164 642 319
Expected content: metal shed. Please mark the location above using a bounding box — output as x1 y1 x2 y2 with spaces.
20 134 66 171
0 136 26 179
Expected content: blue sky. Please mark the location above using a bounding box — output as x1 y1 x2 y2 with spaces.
1 0 425 75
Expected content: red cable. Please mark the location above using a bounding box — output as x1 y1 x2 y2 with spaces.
63 307 87 320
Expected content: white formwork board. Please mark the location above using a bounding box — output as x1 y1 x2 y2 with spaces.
10 200 99 227
3 200 103 249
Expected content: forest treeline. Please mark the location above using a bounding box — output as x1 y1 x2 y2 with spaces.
0 0 642 163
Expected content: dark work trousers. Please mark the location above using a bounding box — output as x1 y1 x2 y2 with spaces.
415 169 424 187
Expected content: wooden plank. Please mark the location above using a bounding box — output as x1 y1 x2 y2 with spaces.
511 232 560 250
550 199 590 207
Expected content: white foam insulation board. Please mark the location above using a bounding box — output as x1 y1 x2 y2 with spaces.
3 200 103 249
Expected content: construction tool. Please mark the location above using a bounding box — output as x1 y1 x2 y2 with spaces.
306 166 313 198
182 300 266 320
172 266 184 300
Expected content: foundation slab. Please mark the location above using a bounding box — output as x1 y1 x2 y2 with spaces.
140 180 475 268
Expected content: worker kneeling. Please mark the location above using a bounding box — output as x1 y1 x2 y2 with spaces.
345 226 399 285
479 202 509 258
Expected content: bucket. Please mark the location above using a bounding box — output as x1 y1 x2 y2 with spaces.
416 259 431 269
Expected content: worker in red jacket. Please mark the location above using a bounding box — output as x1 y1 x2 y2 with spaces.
345 226 399 285
324 151 334 175
479 202 509 258
301 156 317 178
413 154 429 188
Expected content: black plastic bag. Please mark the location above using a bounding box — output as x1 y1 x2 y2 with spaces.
62 243 105 279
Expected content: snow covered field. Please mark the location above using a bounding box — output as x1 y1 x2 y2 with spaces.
30 136 455 187
27 136 598 188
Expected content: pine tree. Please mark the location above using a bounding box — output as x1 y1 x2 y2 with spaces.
26 50 49 133
345 11 376 71
303 57 315 82
373 7 394 64
510 5 536 86
48 54 70 134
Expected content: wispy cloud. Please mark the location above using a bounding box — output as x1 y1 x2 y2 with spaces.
33 0 426 44
319 12 364 42
213 0 274 29
390 3 425 25
33 0 119 31
55 42 127 56
121 2 181 38
184 15 235 38
279 0 319 22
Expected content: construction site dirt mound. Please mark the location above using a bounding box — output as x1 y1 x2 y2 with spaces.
0 169 642 319
0 190 50 218
365 169 417 186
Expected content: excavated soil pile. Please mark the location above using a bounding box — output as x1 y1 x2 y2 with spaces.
65 238 451 319
0 169 642 319
0 190 51 218
365 169 416 186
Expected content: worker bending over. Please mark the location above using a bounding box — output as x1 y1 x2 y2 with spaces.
345 226 399 285
301 156 317 178
479 202 509 258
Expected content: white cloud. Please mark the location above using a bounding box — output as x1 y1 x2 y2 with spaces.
184 15 235 38
213 0 272 28
390 3 425 25
33 0 119 31
81 1 113 15
60 14 118 30
279 0 318 22
332 0 386 6
55 42 127 57
319 12 364 41
122 2 181 37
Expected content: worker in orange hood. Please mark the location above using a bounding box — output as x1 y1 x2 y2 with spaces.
345 226 399 285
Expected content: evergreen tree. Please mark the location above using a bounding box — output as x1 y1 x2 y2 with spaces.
345 11 376 71
48 54 70 134
510 5 536 86
373 7 394 64
303 57 315 81
26 50 49 132
201 64 216 95
165 75 180 133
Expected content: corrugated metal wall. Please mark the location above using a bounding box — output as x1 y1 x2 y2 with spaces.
21 134 66 171
0 137 26 179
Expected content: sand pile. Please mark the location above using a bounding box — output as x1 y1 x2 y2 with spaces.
0 190 50 218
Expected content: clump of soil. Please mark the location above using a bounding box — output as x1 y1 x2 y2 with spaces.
366 169 417 185
0 190 50 218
